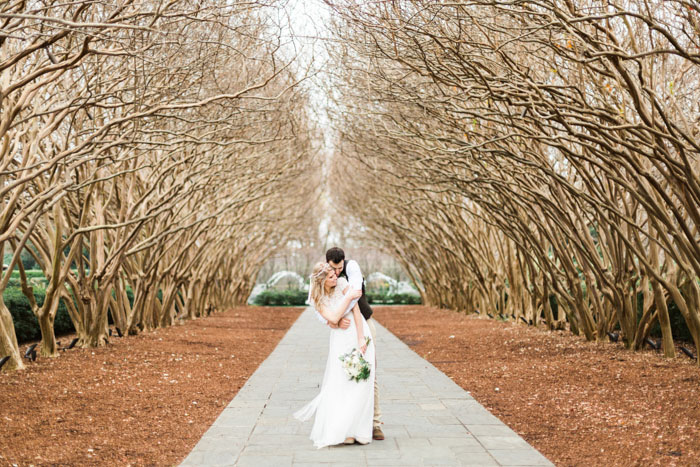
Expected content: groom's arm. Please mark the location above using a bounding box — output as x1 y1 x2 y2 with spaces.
308 289 331 325
308 290 350 329
343 260 364 315
316 308 350 329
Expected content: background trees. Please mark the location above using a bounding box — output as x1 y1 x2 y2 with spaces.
2 0 698 372
0 0 318 370
323 0 699 361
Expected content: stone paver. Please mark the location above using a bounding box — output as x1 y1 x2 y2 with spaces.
181 308 553 466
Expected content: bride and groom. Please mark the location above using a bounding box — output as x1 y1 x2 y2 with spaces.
294 247 385 448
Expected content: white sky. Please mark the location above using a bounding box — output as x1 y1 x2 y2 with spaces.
282 0 341 246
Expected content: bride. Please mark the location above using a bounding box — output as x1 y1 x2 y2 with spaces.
294 262 376 448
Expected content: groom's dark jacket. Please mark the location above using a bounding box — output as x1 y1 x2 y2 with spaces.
339 260 373 321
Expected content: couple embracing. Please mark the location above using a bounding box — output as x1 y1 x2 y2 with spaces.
294 247 385 448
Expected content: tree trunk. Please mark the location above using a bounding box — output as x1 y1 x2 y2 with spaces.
37 309 58 357
651 280 675 358
0 296 24 371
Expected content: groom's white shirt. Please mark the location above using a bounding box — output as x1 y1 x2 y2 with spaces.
310 260 364 325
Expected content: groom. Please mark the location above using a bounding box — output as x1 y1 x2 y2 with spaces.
318 247 384 441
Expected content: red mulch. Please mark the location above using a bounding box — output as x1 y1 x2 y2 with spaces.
373 305 700 467
0 306 302 466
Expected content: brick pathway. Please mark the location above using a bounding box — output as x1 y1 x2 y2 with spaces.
180 308 553 466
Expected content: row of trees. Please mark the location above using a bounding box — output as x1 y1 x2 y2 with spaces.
0 0 319 371
324 0 700 362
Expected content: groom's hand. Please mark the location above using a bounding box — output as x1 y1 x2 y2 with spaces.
348 288 363 300
338 317 351 330
326 318 351 329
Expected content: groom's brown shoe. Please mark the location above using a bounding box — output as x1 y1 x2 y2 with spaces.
372 426 385 440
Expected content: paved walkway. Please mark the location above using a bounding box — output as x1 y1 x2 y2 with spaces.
181 308 553 466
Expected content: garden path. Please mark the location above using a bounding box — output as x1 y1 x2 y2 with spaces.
180 308 553 466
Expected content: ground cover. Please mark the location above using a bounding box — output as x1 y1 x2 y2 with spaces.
373 305 700 467
0 306 302 466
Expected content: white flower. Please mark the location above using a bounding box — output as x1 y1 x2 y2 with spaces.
340 347 371 381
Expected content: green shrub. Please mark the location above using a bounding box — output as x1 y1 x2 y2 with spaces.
3 286 76 343
549 294 559 320
253 289 308 306
252 289 422 307
367 292 421 305
20 249 37 270
126 286 135 307
391 293 422 305
4 287 39 342
640 296 692 342
9 269 46 279
6 269 46 289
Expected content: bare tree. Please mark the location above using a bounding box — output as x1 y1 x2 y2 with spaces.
323 0 699 362
0 0 319 370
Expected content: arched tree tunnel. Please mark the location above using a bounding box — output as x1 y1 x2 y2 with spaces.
1 0 698 372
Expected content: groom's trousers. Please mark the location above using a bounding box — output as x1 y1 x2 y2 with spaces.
367 319 382 428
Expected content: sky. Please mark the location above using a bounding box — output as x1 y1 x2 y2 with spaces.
281 0 340 245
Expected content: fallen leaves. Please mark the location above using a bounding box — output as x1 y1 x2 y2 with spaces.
0 306 302 466
375 305 700 466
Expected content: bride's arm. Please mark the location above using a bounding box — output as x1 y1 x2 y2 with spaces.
318 288 362 325
352 303 367 354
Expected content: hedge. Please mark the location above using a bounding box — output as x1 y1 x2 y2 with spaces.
6 270 46 289
3 278 161 344
641 297 692 342
3 286 75 343
367 292 421 305
253 289 308 306
251 289 423 307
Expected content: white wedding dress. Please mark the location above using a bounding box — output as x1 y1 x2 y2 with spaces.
294 277 375 448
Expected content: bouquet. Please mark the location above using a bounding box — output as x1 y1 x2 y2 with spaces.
339 337 372 382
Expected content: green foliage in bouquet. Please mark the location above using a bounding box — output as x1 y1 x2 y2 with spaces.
339 337 372 382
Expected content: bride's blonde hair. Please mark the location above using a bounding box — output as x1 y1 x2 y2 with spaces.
309 262 333 309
